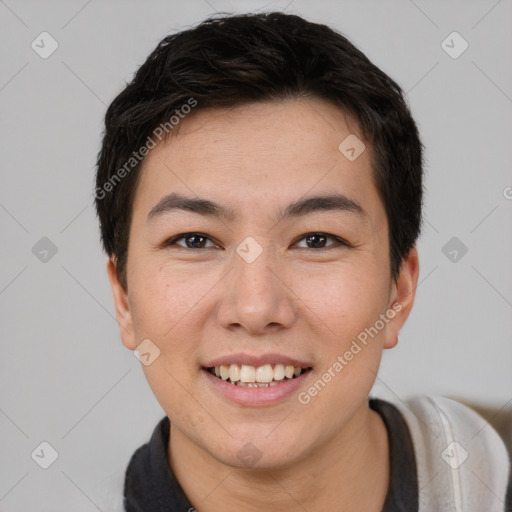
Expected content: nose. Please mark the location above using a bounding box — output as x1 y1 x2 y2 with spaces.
216 248 296 335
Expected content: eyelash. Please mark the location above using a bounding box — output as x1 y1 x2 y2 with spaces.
163 232 350 250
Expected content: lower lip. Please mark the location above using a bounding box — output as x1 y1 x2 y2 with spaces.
201 368 311 406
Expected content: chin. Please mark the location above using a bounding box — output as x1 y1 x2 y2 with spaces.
213 446 304 472
205 424 310 471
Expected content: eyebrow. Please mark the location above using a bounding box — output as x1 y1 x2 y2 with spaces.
146 192 367 224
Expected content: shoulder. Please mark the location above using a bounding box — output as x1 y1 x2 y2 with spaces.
386 395 511 511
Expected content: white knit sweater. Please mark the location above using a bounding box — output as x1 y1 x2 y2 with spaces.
392 395 511 512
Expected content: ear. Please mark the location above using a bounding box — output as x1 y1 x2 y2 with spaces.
383 247 420 349
107 256 137 350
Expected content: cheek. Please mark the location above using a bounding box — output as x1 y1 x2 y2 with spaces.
129 260 213 339
294 269 388 418
298 263 388 337
130 264 212 419
293 262 391 403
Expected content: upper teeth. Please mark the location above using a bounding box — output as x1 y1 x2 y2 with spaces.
213 364 304 383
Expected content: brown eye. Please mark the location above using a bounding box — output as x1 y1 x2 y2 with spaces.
295 232 346 249
166 233 216 249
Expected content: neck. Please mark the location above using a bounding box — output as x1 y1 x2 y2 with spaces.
168 403 389 512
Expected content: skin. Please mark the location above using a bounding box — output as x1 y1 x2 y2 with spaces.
108 97 419 511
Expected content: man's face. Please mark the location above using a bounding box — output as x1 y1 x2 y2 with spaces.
109 98 416 469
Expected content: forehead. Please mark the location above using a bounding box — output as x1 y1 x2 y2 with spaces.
133 97 382 224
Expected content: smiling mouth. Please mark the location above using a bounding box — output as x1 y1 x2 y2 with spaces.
206 363 312 387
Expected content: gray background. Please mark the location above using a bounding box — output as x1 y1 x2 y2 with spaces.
1 0 511 510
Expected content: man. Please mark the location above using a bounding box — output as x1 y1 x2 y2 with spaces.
95 12 511 511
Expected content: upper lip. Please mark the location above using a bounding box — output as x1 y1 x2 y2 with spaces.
203 353 312 369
